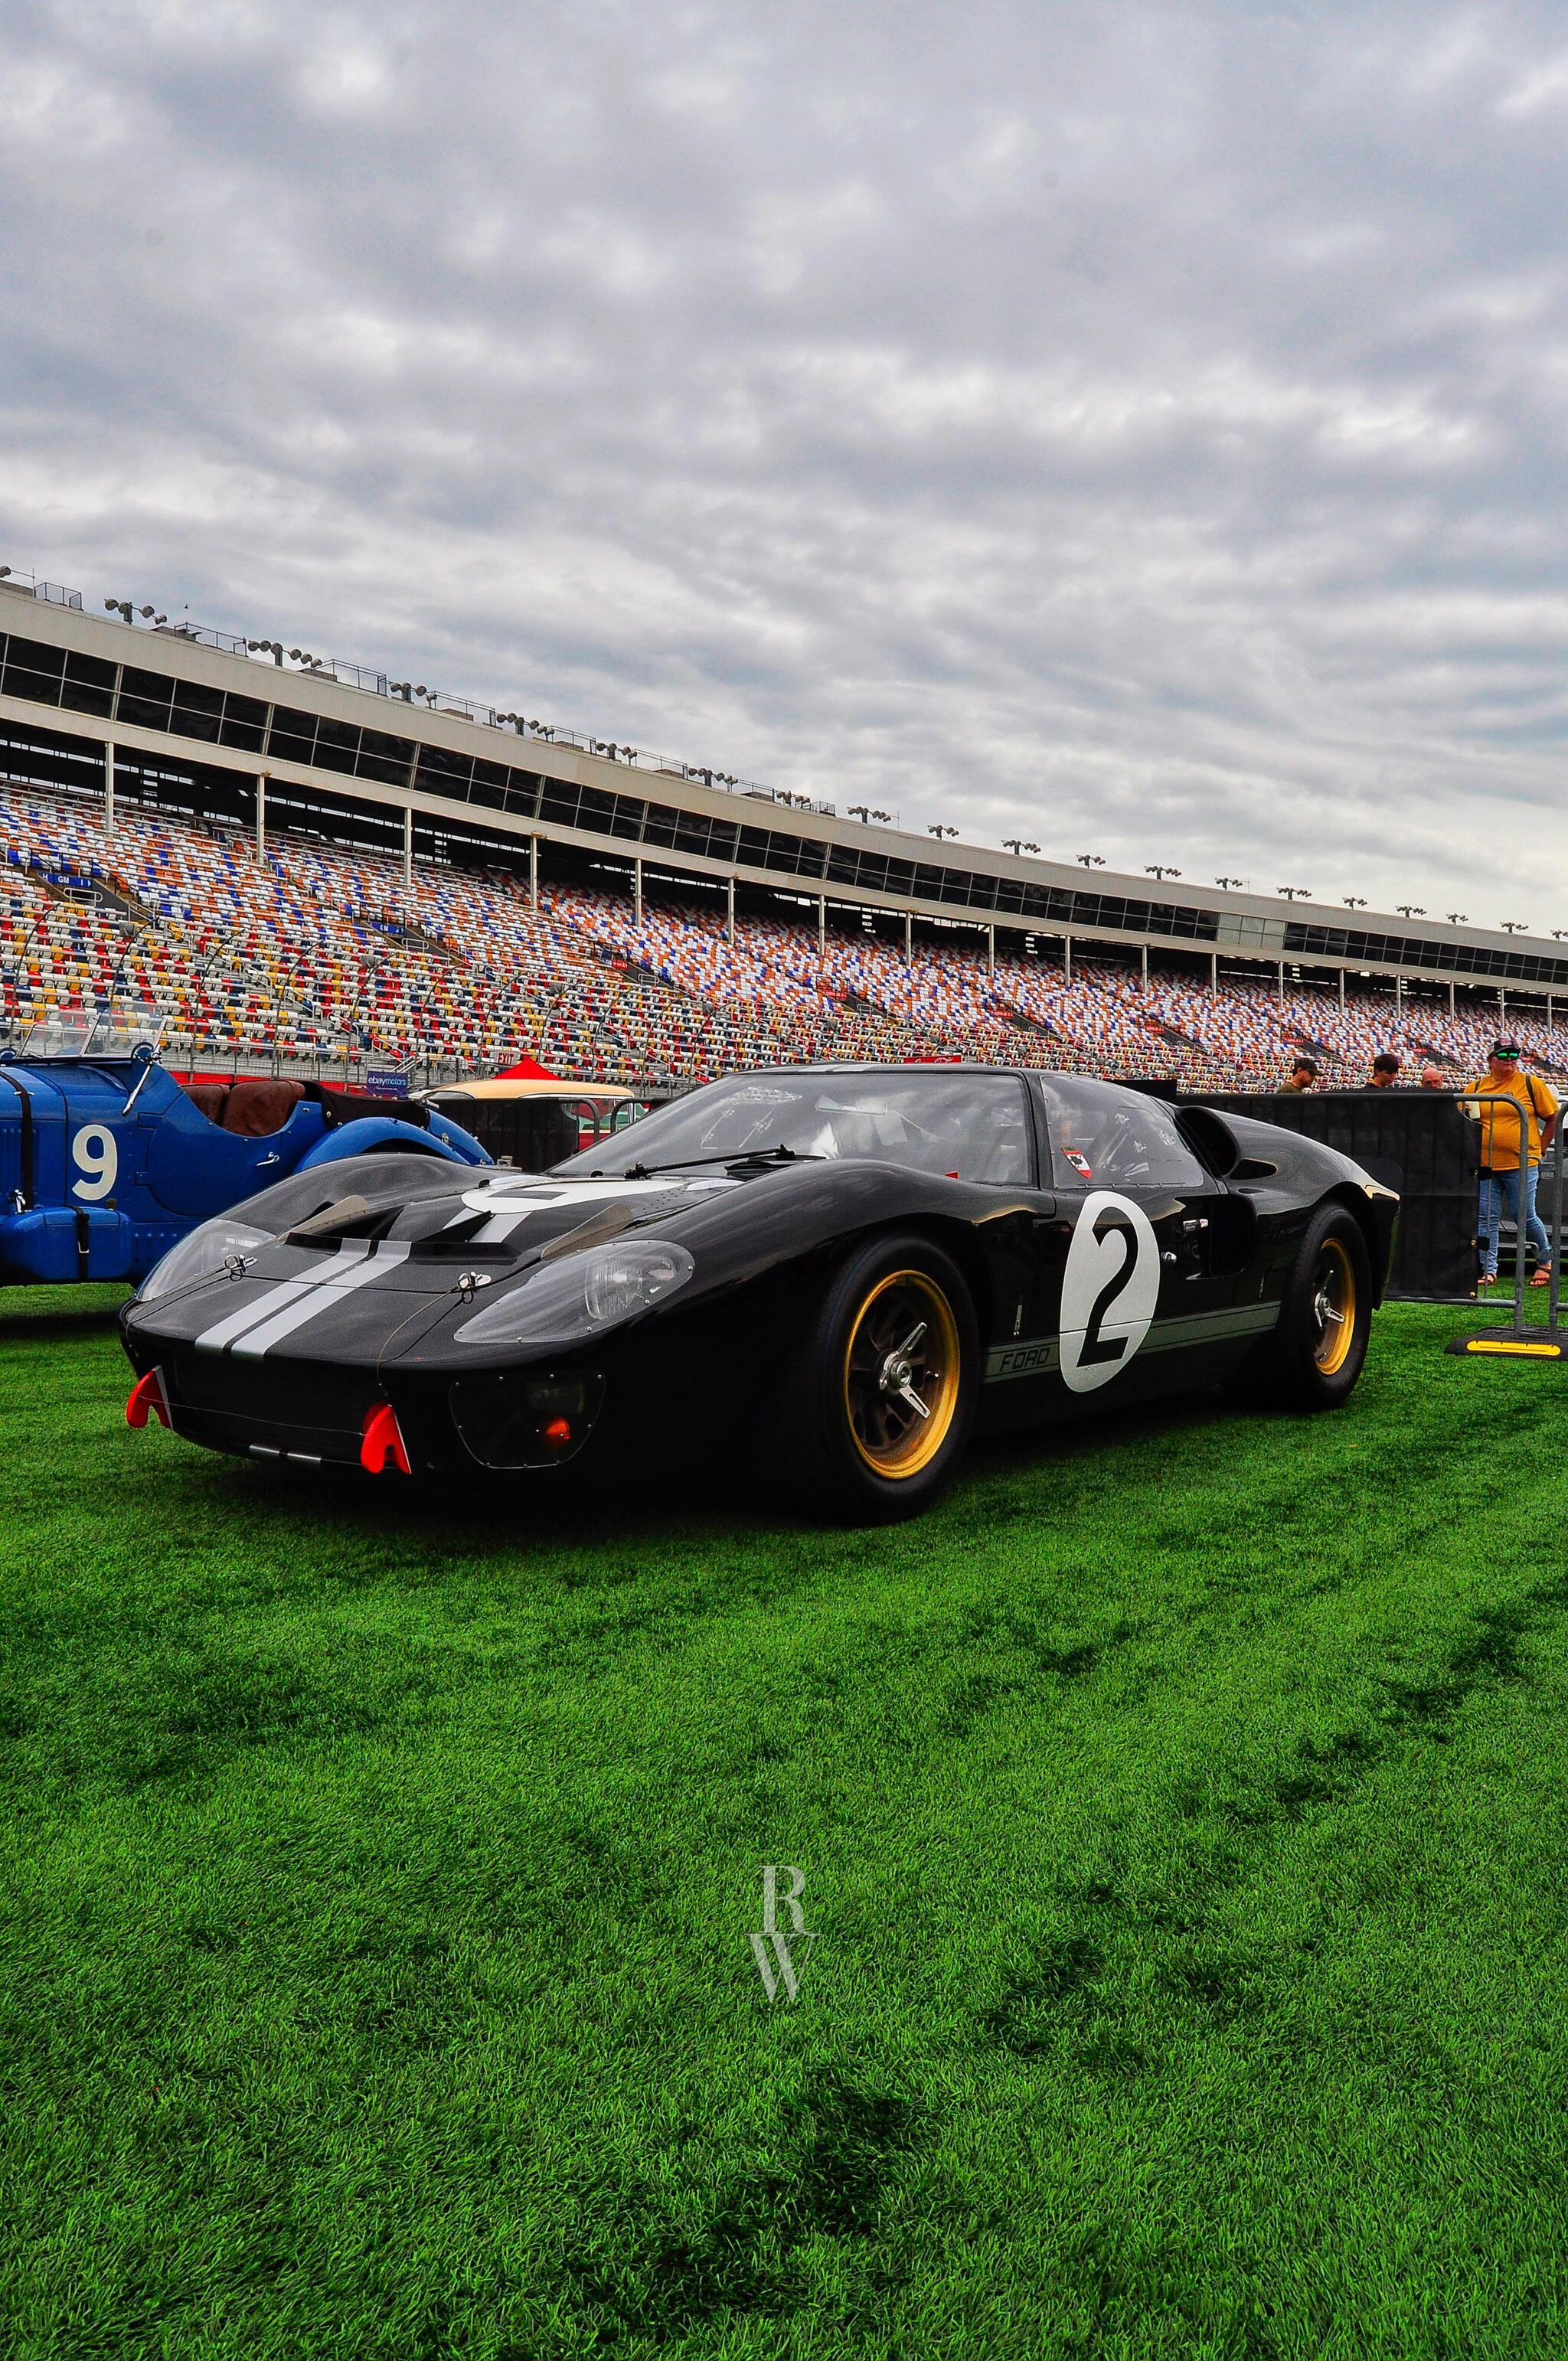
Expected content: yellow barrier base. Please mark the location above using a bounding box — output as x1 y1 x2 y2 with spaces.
1446 1327 1568 1360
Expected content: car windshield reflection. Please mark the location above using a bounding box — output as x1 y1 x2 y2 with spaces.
555 1070 1034 1186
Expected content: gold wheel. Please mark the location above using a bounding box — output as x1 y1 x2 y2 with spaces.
1311 1236 1357 1374
842 1269 962 1479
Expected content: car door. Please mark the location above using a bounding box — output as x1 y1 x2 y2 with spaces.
805 1067 1058 1406
1031 1076 1238 1399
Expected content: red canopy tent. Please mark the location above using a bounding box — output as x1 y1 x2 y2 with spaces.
494 1055 560 1080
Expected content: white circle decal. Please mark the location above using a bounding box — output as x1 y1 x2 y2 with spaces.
1058 1189 1160 1393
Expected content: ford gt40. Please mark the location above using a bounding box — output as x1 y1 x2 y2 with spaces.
119 1064 1398 1523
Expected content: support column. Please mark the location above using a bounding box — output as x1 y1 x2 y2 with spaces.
904 911 912 960
986 923 995 979
256 770 267 862
403 805 413 887
634 857 642 926
1449 980 1455 1019
1550 990 1555 1032
1140 944 1148 989
104 740 115 840
530 834 539 911
1339 968 1346 1014
818 893 825 952
1064 936 1073 985
1278 958 1285 1004
1210 950 1217 994
1499 985 1506 1022
727 876 735 945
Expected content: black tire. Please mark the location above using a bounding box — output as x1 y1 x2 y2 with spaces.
773 1233 980 1524
1242 1201 1373 1411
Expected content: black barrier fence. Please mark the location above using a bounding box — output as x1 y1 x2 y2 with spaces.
1177 1089 1488 1300
420 1089 671 1171
459 1096 583 1171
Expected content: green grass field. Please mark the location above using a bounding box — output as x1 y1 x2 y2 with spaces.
3 1288 1567 2359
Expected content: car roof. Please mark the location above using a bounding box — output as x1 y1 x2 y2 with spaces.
695 1061 1043 1080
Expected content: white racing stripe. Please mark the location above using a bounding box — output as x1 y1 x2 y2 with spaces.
446 1177 677 1220
443 1177 682 1247
193 1242 413 1359
193 1269 354 1355
470 1209 541 1243
230 1242 411 1358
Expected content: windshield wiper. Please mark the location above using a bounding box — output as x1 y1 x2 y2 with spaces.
622 1144 827 1180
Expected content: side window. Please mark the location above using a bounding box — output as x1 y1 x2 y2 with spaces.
925 1077 1033 1184
1036 1076 1207 1190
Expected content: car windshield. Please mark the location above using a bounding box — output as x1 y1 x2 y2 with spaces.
554 1070 1034 1184
12 998 166 1060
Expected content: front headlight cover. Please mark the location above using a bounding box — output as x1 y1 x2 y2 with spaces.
454 1240 695 1347
139 1219 270 1303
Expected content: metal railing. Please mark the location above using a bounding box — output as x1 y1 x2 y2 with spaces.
149 1043 694 1096
1460 1087 1567 1341
0 578 83 612
2 567 885 825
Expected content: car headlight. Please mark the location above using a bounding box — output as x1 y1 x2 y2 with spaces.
454 1241 695 1346
139 1219 270 1303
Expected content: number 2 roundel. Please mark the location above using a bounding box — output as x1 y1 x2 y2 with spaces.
1058 1190 1160 1394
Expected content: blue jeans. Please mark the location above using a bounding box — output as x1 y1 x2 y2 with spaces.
1478 1164 1550 1278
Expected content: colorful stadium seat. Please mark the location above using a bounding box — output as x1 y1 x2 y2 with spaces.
2 780 1560 1091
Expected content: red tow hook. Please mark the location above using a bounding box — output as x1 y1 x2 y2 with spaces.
126 1367 172 1430
360 1401 412 1475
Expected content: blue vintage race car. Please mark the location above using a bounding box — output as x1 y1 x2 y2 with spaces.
0 1024 490 1286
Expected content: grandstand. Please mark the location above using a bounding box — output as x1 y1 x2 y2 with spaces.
4 569 1567 1092
7 776 1564 1092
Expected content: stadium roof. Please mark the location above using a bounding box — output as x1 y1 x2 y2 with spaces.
2 574 1563 997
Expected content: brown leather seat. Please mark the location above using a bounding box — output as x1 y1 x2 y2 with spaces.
182 1083 230 1126
223 1078 305 1137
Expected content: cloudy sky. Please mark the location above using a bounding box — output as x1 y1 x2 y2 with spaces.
5 1 1568 927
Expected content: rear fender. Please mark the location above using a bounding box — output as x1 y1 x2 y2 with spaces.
296 1115 490 1171
424 1108 492 1164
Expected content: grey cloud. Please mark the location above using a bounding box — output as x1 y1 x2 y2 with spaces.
5 1 1568 919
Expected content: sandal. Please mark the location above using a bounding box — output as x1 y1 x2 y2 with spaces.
1531 1267 1552 1285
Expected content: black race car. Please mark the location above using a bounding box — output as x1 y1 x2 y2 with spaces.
120 1064 1398 1523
